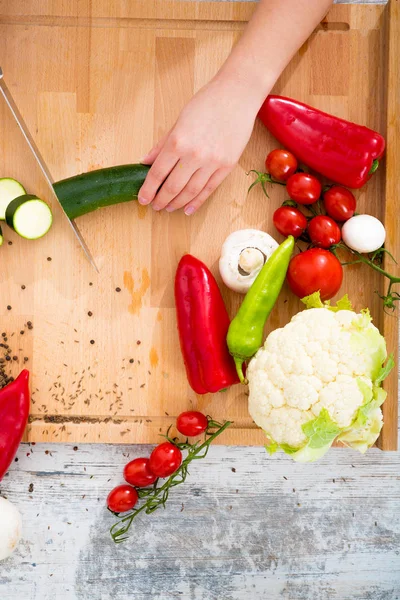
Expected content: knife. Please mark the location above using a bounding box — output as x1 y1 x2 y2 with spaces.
0 67 99 273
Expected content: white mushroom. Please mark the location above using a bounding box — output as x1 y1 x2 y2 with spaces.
0 497 22 561
219 229 279 294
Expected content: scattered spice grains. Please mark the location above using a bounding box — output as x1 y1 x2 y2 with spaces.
90 340 95 345
47 257 52 262
115 287 121 292
129 359 134 364
137 340 141 345
88 311 93 317
21 285 26 290
7 305 11 311
8 241 12 246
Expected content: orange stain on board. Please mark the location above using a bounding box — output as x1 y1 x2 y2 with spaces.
149 347 159 368
123 269 150 315
137 204 148 220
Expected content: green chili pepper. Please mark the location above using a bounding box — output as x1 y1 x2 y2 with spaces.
227 235 295 383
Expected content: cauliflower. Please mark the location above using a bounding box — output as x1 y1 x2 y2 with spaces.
247 293 394 462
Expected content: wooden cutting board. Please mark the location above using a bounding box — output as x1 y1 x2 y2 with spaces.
0 1 398 447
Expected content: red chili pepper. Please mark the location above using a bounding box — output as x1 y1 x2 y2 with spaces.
258 95 385 189
0 370 30 481
175 255 239 394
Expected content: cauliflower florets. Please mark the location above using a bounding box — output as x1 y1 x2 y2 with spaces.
248 307 387 452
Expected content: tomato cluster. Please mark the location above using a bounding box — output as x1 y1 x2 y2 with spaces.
265 149 357 301
106 411 209 513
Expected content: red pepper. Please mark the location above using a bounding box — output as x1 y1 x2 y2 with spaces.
258 95 385 189
0 370 30 481
175 255 239 394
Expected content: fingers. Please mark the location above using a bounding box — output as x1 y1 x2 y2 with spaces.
183 167 232 215
156 167 213 213
138 151 179 206
151 160 204 212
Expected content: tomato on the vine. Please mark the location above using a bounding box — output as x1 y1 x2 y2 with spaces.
323 186 356 221
176 411 208 437
265 149 298 182
307 216 341 248
124 458 157 488
273 206 307 238
286 173 322 205
107 485 139 513
287 248 343 301
149 442 182 478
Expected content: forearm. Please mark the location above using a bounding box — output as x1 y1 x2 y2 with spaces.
216 0 333 108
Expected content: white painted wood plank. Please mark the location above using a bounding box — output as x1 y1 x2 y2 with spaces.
1 441 399 600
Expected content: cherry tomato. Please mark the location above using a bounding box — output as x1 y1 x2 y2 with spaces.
287 248 343 301
265 149 298 182
273 206 307 238
176 411 208 437
323 186 356 221
286 173 322 205
307 216 341 248
149 442 182 478
123 458 157 488
107 485 139 513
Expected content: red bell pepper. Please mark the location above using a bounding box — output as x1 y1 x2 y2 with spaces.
175 255 239 394
258 95 385 189
0 370 30 481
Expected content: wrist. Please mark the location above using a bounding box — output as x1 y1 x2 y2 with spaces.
213 57 277 110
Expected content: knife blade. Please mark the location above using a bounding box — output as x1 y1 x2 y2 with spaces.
0 67 99 273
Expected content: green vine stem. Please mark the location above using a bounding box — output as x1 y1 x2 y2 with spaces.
109 419 232 543
247 170 286 198
331 242 400 310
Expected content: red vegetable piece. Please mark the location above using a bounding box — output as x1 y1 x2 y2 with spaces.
308 216 341 248
286 173 322 205
176 411 208 437
107 485 139 513
149 442 182 478
124 458 157 488
287 248 343 301
0 370 30 481
265 149 298 182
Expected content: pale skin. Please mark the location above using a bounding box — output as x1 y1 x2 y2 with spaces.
138 0 333 215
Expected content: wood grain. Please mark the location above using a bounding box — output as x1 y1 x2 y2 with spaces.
0 1 397 447
380 0 400 450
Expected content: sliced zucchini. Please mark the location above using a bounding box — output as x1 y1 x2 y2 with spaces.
6 194 53 240
0 224 3 246
0 178 26 220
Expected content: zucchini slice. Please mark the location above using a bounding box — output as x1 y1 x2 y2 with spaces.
53 164 150 220
0 224 3 246
6 194 53 240
0 178 26 220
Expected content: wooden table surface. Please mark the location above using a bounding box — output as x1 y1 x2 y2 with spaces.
1 1 399 599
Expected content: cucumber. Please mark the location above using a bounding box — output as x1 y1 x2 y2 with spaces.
6 194 53 239
53 164 150 220
0 178 26 220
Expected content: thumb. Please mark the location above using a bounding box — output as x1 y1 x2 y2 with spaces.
139 132 169 165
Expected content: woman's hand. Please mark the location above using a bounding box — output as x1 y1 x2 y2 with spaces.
138 77 259 215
